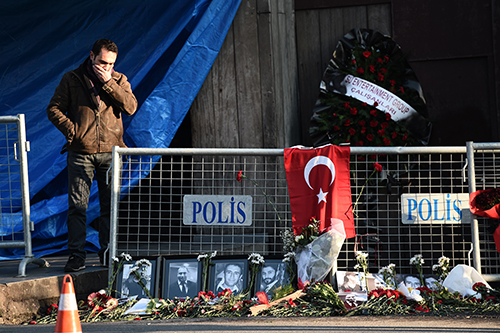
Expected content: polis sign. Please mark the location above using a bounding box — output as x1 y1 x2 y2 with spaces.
183 195 252 226
401 193 471 224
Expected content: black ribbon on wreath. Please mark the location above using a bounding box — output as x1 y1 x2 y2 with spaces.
309 28 432 147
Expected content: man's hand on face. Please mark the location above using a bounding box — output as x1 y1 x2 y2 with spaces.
93 64 112 83
91 48 117 84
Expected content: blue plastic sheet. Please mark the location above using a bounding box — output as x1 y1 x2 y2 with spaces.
0 0 241 260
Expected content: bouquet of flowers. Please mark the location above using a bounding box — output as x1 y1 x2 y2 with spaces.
469 188 500 219
285 218 345 284
469 188 500 252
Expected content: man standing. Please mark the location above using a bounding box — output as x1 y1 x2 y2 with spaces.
47 39 137 272
169 266 198 298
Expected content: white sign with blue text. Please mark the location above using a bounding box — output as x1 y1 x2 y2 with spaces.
401 193 471 224
183 195 252 226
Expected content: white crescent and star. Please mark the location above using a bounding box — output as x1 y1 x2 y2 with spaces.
303 156 336 204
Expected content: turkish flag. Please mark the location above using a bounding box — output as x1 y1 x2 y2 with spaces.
284 145 355 238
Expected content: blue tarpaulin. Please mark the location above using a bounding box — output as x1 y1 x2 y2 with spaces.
0 0 241 260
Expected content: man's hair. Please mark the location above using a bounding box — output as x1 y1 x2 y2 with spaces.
178 266 189 273
224 263 242 274
92 39 118 56
263 264 277 272
343 272 357 283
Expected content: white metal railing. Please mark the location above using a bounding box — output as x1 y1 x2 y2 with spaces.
108 145 500 281
0 114 48 276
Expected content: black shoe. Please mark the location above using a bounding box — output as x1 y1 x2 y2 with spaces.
64 255 85 272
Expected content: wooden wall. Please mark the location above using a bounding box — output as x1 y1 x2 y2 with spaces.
189 0 500 148
190 0 299 149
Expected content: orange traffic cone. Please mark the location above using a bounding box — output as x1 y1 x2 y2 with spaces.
54 274 82 333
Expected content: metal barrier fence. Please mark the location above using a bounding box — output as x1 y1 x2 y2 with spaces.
0 114 47 276
109 146 500 280
466 142 500 281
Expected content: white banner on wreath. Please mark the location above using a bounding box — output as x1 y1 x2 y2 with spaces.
341 74 417 121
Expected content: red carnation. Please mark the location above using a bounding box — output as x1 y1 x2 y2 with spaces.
373 102 379 107
389 79 396 86
237 171 243 182
373 162 383 172
383 137 391 145
391 131 397 139
369 65 375 73
400 86 405 94
350 107 358 115
366 134 374 141
415 305 430 313
357 67 364 75
377 73 384 81
473 282 486 291
370 109 377 116
380 68 387 74
361 127 367 134
351 59 356 65
377 129 385 136
333 125 340 131
385 113 391 120
358 120 366 126
363 51 371 58
343 102 350 109
370 120 378 127
377 58 383 64
384 56 389 63
356 141 364 146
344 119 351 126
381 122 389 129
349 128 356 136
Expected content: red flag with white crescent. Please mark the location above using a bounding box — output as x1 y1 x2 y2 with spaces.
284 145 355 238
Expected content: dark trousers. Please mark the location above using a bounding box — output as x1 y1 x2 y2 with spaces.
67 151 112 260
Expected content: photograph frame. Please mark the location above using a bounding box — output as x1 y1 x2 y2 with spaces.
336 271 364 292
210 258 248 295
255 259 290 298
115 257 158 299
162 257 202 299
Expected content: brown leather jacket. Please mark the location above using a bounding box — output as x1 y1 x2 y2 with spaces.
47 58 137 154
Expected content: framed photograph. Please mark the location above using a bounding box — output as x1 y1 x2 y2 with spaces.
402 274 422 288
423 274 440 290
210 259 247 295
255 259 290 298
366 273 387 290
338 291 367 309
116 258 158 299
162 258 201 299
336 271 363 292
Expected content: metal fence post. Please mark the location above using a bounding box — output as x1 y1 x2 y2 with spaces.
108 146 121 279
466 141 482 274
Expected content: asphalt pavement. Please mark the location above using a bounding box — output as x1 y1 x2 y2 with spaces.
1 316 500 333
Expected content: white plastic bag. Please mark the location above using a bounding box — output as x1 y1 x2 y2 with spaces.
295 218 346 283
442 264 491 298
